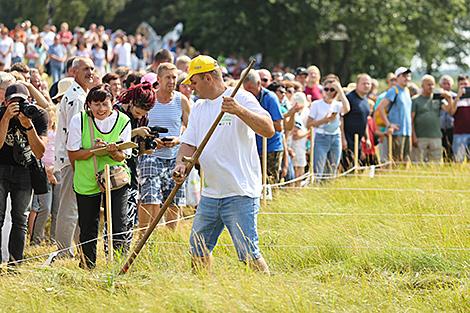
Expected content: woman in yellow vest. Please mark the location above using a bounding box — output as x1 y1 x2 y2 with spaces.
67 84 131 269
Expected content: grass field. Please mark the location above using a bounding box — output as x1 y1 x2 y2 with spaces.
0 164 468 312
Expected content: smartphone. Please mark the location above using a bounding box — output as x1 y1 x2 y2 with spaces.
160 137 173 142
432 93 442 100
462 87 470 99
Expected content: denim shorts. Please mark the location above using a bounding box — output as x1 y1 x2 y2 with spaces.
137 155 185 205
190 195 261 261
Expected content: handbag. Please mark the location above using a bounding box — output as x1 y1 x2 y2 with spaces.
29 156 49 195
88 115 129 192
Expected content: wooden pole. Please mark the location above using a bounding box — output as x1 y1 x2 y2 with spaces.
388 132 393 169
354 133 359 174
309 127 314 184
104 164 113 263
262 136 267 206
119 59 256 275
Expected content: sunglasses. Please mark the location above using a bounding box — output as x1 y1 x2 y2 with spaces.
323 88 336 92
261 78 269 83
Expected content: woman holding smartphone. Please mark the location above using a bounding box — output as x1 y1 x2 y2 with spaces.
307 74 350 179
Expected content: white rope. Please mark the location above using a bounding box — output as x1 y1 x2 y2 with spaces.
276 186 470 193
124 241 470 252
7 214 196 266
259 212 468 217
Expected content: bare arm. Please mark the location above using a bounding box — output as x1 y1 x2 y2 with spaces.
306 113 336 129
273 119 283 132
22 81 52 109
173 143 197 184
440 92 453 113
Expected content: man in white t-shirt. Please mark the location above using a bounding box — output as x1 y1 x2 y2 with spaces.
173 55 274 273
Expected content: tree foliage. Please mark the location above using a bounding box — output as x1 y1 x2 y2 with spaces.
0 0 469 79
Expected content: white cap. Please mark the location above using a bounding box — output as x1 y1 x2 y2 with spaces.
394 67 411 77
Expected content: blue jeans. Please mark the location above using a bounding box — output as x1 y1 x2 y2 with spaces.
452 134 470 162
314 133 342 179
0 165 33 263
190 196 261 261
50 63 64 84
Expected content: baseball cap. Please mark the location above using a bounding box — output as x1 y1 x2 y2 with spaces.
5 83 30 101
182 55 219 85
294 67 308 76
394 67 411 77
141 72 158 85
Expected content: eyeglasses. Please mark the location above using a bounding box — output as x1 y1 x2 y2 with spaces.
323 88 336 92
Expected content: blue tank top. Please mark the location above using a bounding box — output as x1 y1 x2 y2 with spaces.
147 91 182 159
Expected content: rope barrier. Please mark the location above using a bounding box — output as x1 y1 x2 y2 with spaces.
259 212 468 217
3 214 196 266
276 186 470 193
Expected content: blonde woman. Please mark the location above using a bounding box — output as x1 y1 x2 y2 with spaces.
307 74 350 179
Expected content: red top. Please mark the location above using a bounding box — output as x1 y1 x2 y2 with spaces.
454 99 470 134
305 84 322 101
362 116 377 155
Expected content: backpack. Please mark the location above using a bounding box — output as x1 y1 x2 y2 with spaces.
374 87 399 128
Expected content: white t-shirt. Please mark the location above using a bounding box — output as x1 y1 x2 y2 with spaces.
0 36 13 67
181 88 270 199
12 41 25 58
114 42 131 67
40 31 55 48
309 99 343 135
66 110 131 154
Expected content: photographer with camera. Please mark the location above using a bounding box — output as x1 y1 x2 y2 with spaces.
0 83 48 264
411 75 452 162
113 82 156 246
138 63 190 231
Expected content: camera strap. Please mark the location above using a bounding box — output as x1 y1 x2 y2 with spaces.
88 115 100 178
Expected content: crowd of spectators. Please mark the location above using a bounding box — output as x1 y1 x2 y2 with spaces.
1 20 469 268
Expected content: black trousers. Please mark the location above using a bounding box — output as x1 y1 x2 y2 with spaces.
76 185 129 268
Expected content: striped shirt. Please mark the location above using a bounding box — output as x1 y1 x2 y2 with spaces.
147 91 182 159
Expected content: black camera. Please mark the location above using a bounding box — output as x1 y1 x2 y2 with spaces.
143 126 168 150
432 93 442 100
18 100 40 118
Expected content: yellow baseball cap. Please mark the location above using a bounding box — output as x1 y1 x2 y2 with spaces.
181 55 219 85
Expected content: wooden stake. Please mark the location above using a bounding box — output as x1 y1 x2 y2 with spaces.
262 136 268 206
104 164 113 263
354 133 359 174
309 127 314 184
388 132 393 169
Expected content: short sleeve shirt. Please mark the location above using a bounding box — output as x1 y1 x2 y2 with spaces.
255 88 284 154
309 99 343 135
181 88 270 199
385 86 412 136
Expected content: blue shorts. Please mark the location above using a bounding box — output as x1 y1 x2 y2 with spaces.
137 155 185 205
190 195 261 261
